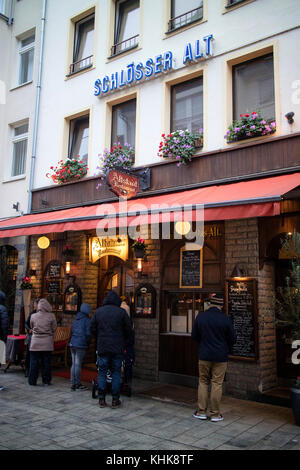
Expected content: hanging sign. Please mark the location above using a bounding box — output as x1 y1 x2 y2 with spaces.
89 236 128 263
107 169 140 199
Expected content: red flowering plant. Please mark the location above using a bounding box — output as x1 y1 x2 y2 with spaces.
62 244 75 258
47 158 88 184
96 143 134 189
20 276 33 290
225 111 276 142
157 129 203 167
132 237 146 249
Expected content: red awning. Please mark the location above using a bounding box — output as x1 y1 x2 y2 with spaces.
0 173 299 238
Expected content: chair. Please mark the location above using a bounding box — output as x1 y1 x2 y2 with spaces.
52 327 71 367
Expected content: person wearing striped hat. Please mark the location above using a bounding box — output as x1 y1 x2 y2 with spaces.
191 294 236 422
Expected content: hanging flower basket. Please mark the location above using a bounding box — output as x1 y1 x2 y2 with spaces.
225 111 276 143
132 237 146 258
62 244 75 260
20 276 33 290
46 158 88 184
96 143 135 189
157 129 203 167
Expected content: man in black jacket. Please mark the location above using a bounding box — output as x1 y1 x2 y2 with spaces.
0 290 8 391
91 290 133 409
191 294 235 422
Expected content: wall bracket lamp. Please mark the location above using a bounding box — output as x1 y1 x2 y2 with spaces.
285 111 295 124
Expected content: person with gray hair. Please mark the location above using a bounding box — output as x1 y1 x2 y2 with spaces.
28 299 57 386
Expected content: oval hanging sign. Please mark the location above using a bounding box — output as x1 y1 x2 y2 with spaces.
107 169 140 199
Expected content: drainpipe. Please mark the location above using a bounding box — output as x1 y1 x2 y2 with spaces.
27 0 47 214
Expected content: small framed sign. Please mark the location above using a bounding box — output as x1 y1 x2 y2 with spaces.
179 247 203 288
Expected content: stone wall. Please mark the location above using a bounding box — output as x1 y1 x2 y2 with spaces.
224 218 277 397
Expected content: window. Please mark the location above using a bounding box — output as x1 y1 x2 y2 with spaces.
226 0 247 7
0 0 6 16
233 54 275 121
169 0 203 31
11 123 28 176
112 0 139 56
70 14 94 75
68 116 89 163
171 77 203 133
111 99 136 151
18 33 35 85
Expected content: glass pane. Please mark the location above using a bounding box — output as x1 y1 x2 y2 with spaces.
74 16 94 63
171 0 202 29
233 54 275 121
69 117 89 163
14 123 28 136
19 48 34 84
21 34 35 48
12 139 27 176
167 292 194 334
115 0 139 45
171 77 203 133
0 0 6 16
112 99 136 150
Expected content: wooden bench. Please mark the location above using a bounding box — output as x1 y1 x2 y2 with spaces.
52 327 71 367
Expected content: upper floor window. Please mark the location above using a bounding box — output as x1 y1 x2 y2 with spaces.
111 99 136 154
0 0 6 16
226 0 248 7
11 123 28 177
112 0 139 56
233 54 275 122
169 0 203 32
70 14 94 75
171 77 203 133
19 33 35 85
68 116 89 163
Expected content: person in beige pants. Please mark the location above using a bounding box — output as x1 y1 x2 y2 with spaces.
191 295 235 422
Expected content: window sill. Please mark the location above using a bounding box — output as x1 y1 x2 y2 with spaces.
10 81 33 92
223 0 256 14
225 132 276 146
107 43 140 61
163 18 207 40
0 12 9 22
2 175 26 183
65 64 95 80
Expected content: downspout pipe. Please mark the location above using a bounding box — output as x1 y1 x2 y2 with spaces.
27 0 47 214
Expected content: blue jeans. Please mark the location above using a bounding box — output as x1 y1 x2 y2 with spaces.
97 353 123 399
70 347 86 386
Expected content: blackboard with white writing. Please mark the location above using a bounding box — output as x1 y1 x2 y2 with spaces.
180 249 202 288
225 278 258 361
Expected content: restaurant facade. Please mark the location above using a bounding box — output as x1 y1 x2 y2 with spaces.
0 0 300 399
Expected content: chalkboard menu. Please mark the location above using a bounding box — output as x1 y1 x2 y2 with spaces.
46 280 61 294
180 248 203 288
225 278 258 361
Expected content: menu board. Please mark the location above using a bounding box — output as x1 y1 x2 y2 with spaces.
225 278 258 361
180 248 203 288
47 262 61 278
46 280 61 294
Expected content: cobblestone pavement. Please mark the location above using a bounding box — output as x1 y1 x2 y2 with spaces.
0 367 300 451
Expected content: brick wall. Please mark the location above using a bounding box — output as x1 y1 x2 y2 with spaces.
224 218 277 397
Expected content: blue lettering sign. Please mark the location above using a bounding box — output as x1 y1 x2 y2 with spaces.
127 62 135 84
145 58 154 77
154 55 162 74
183 43 193 64
135 62 144 81
163 51 173 71
119 70 126 87
111 72 118 90
195 40 203 59
102 76 110 93
203 34 213 56
94 78 101 96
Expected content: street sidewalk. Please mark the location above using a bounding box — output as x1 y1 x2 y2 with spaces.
0 367 299 450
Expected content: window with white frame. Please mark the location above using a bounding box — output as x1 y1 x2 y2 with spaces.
111 99 136 153
171 77 203 133
70 14 94 75
68 115 89 163
11 123 28 177
0 0 6 16
112 0 140 56
18 33 35 85
169 0 203 32
233 54 275 122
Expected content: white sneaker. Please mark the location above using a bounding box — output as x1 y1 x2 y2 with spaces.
0 386 4 391
210 414 224 422
193 411 207 420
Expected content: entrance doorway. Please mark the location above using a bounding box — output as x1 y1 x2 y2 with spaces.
98 255 134 307
0 245 18 334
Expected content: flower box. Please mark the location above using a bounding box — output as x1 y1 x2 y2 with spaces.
158 129 203 167
47 158 88 185
225 111 276 143
96 143 134 189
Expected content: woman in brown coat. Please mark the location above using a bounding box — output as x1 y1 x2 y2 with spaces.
28 299 57 386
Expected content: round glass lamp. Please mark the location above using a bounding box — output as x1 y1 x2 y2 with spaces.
37 236 50 249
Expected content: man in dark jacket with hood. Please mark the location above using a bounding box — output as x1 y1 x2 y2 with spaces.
69 303 92 391
91 290 132 409
0 290 8 391
191 294 235 422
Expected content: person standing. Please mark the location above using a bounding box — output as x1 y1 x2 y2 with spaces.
191 294 235 422
69 303 92 391
91 290 132 409
28 299 57 386
0 290 8 391
24 298 40 378
120 295 135 396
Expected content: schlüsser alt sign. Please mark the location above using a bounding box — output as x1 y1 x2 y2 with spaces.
89 235 128 263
